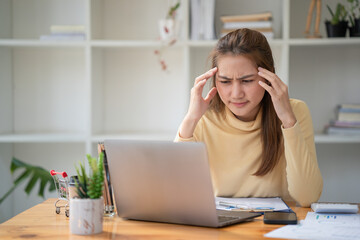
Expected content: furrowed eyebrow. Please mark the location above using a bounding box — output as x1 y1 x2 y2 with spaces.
218 75 232 80
218 74 256 80
236 74 256 80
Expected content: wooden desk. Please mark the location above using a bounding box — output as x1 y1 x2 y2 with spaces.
0 198 309 240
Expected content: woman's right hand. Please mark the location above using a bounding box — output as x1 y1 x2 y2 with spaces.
188 67 218 120
178 67 218 138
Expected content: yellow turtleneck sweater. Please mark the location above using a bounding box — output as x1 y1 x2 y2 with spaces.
175 99 323 207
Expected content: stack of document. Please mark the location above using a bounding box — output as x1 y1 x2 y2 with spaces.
265 212 360 240
216 197 290 212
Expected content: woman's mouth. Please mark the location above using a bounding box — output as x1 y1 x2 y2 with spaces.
232 101 248 108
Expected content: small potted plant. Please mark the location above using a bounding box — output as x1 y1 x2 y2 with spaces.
347 0 360 37
69 153 104 235
325 2 348 37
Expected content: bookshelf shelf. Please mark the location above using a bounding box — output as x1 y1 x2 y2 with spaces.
0 133 87 143
1 0 360 222
315 134 360 144
0 39 86 47
90 40 185 48
91 133 174 143
289 38 360 46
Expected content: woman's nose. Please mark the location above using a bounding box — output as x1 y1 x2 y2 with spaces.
231 82 244 98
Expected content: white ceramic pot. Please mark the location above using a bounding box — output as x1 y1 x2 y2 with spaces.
69 198 104 235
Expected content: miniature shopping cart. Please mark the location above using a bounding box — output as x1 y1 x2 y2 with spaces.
50 170 70 217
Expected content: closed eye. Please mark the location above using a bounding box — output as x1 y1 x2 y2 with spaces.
242 79 254 83
220 80 231 84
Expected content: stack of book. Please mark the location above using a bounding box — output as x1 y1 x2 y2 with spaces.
220 12 274 39
325 103 360 135
40 25 86 41
190 0 216 40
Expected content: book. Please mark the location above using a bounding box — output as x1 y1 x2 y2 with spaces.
220 12 272 23
50 25 86 34
338 107 360 113
337 103 360 110
324 103 360 135
337 112 360 122
220 30 274 39
221 27 273 34
325 126 360 135
331 120 360 128
336 104 360 122
223 21 272 29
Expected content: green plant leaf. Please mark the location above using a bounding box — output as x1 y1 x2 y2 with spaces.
75 161 89 199
74 153 104 199
10 157 28 173
327 4 336 20
167 1 180 18
0 158 55 204
24 174 40 195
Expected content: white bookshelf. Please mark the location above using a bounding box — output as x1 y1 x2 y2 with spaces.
1 0 360 223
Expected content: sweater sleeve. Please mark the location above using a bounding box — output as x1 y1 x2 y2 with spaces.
174 118 203 142
282 100 323 207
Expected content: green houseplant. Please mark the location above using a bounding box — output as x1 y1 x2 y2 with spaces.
0 158 55 205
70 153 105 235
347 0 360 36
74 153 104 199
325 2 348 37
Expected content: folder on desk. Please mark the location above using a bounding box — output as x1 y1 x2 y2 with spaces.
216 197 291 213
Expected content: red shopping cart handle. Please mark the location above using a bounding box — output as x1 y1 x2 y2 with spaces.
50 170 68 178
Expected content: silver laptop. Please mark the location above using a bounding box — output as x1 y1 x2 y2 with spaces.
104 139 261 227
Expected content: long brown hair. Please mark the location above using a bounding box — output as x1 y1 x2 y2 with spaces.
209 28 283 176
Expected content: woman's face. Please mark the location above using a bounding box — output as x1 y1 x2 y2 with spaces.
215 54 266 122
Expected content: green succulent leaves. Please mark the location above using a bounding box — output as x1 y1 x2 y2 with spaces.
327 3 348 25
75 152 104 199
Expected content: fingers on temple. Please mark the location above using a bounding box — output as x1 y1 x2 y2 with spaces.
204 87 217 102
258 68 282 90
259 80 274 95
195 67 217 85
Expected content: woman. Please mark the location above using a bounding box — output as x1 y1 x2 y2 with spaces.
175 28 323 207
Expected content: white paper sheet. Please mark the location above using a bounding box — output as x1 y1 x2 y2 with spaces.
303 212 360 226
265 212 360 240
215 197 290 211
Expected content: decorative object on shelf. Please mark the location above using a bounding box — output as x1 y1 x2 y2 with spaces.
220 11 274 39
70 153 104 235
0 158 55 205
304 0 322 38
325 103 360 135
347 0 360 37
155 1 181 71
325 2 348 37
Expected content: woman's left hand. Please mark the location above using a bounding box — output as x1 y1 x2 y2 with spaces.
257 67 297 128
